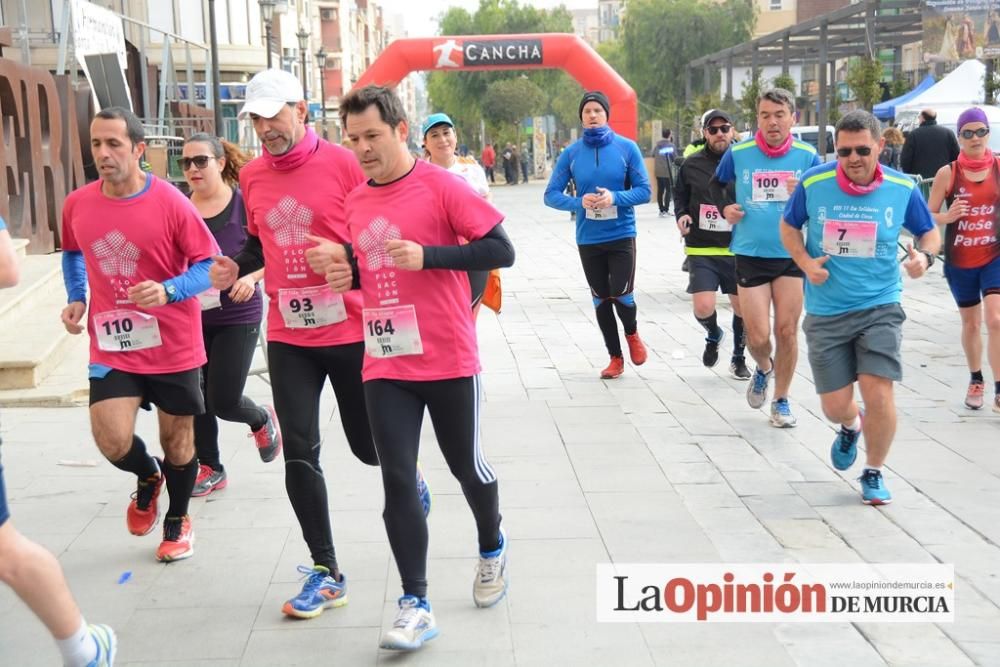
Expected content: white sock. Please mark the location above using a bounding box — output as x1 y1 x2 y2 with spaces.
844 415 861 432
56 619 97 667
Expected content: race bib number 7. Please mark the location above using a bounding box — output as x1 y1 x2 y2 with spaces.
822 220 877 258
751 170 793 202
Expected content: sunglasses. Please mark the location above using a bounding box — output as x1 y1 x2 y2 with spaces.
706 124 732 135
961 127 990 139
836 146 873 157
178 155 215 171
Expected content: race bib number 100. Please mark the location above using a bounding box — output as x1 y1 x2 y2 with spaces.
751 170 793 202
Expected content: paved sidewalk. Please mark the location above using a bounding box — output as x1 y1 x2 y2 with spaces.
1 182 998 666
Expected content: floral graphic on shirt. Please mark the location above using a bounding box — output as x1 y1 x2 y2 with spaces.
90 230 141 304
266 196 313 247
358 216 402 271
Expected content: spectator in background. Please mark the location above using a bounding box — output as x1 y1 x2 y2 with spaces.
502 142 515 184
510 145 522 186
481 142 496 183
652 128 676 217
878 127 904 170
520 143 531 183
900 109 960 178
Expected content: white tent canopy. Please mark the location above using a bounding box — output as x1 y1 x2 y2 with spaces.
897 59 986 112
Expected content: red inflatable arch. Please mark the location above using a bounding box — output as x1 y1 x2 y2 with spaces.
352 33 638 140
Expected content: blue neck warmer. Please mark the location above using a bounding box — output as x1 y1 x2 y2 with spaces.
582 125 614 148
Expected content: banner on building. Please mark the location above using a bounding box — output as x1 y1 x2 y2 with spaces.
70 0 132 110
923 0 1000 63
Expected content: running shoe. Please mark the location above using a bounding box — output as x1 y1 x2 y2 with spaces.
746 363 773 409
473 527 508 608
85 624 117 667
859 469 892 505
251 404 283 463
702 329 725 368
126 458 163 536
600 355 625 379
156 515 194 562
965 381 985 410
729 356 751 380
416 465 431 517
191 464 227 498
830 422 861 471
769 398 797 428
380 596 439 651
625 332 648 365
282 565 348 619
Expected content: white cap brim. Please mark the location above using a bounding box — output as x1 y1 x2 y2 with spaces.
238 98 288 120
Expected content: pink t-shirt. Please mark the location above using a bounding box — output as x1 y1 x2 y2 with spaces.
240 140 367 347
61 176 220 374
345 160 505 382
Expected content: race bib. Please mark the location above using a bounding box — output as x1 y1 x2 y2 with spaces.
585 206 619 220
94 310 162 352
363 305 423 358
277 285 348 328
822 220 877 258
698 203 730 232
751 170 793 202
198 288 221 311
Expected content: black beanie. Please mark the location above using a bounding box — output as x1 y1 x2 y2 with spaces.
579 91 610 120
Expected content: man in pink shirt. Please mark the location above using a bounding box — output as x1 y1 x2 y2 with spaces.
315 85 515 652
60 107 220 563
209 69 430 619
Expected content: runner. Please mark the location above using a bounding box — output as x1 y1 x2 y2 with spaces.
208 69 429 619
328 84 515 651
781 110 940 504
543 91 652 379
926 107 1000 412
60 107 219 562
709 88 821 426
1 219 117 665
673 109 751 379
180 133 281 498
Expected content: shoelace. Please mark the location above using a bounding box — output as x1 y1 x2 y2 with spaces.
838 428 858 453
162 518 184 542
132 474 159 511
393 600 421 629
861 470 882 489
295 566 330 597
477 555 502 582
774 400 792 416
250 420 273 448
753 371 768 392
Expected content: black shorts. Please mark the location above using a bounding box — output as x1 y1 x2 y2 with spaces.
686 255 738 295
89 368 205 416
734 254 804 288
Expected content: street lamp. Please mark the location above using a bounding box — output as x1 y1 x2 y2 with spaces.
315 46 328 139
259 0 275 68
296 26 310 99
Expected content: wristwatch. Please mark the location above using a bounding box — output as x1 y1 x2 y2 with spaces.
162 282 178 303
919 250 936 268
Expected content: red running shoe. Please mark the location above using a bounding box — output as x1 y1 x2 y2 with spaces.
126 459 163 536
601 356 625 379
625 332 648 365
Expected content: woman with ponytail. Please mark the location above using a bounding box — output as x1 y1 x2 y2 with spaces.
181 133 282 497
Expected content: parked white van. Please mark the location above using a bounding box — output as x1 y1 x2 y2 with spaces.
791 125 836 162
894 105 1000 153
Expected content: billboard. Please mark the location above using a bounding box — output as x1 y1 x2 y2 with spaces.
923 0 1000 62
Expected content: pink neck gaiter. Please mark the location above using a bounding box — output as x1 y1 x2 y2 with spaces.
264 126 319 172
755 130 793 158
836 162 884 196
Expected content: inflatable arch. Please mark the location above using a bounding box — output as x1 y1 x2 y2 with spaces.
352 33 638 140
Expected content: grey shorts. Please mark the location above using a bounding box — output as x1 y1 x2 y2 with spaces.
686 255 738 295
802 303 906 394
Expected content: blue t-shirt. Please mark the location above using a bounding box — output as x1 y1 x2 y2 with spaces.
543 133 651 245
714 137 821 258
782 162 935 316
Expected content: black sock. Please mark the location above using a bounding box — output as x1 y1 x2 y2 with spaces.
732 315 746 355
163 456 198 519
696 311 722 339
111 436 159 479
971 370 984 383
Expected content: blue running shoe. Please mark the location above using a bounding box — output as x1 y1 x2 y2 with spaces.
473 527 508 608
380 595 439 651
769 398 797 428
85 624 117 667
747 363 773 409
282 565 348 619
859 469 892 505
831 424 861 471
416 465 431 518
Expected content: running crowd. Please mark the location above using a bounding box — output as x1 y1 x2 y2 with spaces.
0 77 996 664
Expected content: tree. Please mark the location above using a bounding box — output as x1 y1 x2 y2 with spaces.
738 68 762 130
772 72 796 94
482 77 546 144
845 57 884 111
890 77 910 98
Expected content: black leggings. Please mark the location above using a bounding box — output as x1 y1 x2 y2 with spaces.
364 376 500 599
268 340 378 573
194 322 267 471
656 176 672 213
578 238 638 357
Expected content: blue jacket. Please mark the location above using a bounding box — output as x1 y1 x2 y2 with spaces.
544 132 651 245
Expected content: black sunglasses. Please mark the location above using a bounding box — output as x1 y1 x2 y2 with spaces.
706 124 732 135
836 146 873 157
178 155 215 171
961 127 990 139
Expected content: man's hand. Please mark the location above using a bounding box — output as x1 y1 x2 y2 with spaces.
593 187 615 209
676 214 692 236
903 244 930 279
305 233 347 275
61 301 86 334
722 204 745 224
325 261 354 293
127 280 167 308
386 239 424 271
581 193 599 209
209 255 238 290
804 255 831 285
228 275 256 303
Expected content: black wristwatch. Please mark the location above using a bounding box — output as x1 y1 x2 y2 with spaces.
919 250 936 268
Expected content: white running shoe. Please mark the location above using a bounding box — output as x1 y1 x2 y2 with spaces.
473 527 508 608
380 596 439 651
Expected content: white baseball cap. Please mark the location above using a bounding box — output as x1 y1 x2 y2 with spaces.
238 69 304 120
